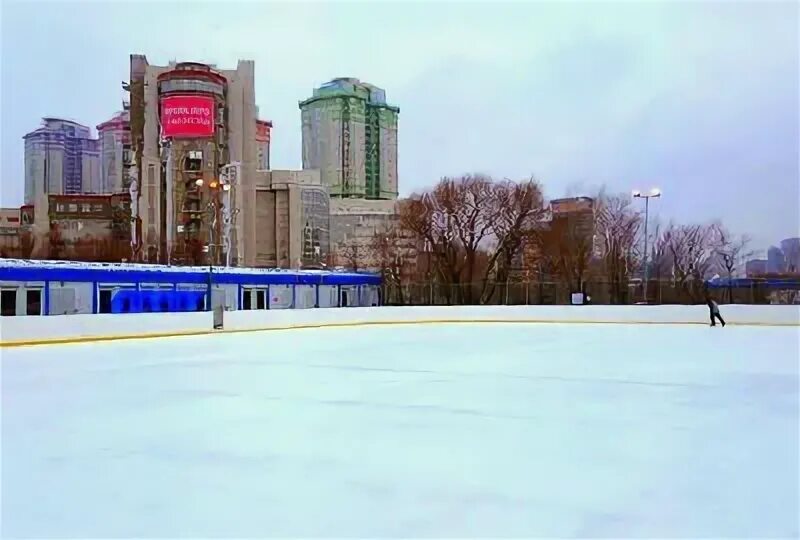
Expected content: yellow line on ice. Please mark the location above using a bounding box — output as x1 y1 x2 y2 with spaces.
1 317 797 348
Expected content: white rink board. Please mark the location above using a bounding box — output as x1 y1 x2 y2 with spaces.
1 304 798 345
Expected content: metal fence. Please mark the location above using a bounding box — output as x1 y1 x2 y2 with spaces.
381 279 800 306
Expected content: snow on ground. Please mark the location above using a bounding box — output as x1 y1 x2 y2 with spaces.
2 322 798 537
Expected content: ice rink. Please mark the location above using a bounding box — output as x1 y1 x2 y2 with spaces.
2 321 798 537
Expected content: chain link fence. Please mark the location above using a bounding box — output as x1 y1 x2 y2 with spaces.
381 279 800 306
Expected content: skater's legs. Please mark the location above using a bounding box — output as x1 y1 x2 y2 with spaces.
716 313 726 326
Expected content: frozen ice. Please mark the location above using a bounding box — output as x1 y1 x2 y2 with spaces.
2 322 798 537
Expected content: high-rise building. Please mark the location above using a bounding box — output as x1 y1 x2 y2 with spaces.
128 56 260 265
780 237 800 273
127 55 323 268
767 246 786 274
23 118 101 203
96 111 132 194
300 78 399 199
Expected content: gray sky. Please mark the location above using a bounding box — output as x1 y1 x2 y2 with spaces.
1 0 798 252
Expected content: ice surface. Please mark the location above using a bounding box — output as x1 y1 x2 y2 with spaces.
2 322 798 537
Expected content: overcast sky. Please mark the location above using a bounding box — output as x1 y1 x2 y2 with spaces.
1 0 797 252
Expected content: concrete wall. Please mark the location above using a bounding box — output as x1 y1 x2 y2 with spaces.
2 305 798 346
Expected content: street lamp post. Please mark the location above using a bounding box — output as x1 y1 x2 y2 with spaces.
633 188 662 304
205 201 217 312
218 162 240 267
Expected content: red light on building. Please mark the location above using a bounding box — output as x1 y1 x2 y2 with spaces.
160 95 215 138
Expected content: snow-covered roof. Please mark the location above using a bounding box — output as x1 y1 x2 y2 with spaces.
0 258 372 278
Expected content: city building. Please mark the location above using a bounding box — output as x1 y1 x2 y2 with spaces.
96 111 132 194
127 55 260 266
549 196 598 254
745 259 768 277
767 246 786 274
256 119 272 170
23 118 101 203
0 208 21 257
18 193 131 262
780 237 800 273
252 169 330 268
329 199 398 270
300 78 399 200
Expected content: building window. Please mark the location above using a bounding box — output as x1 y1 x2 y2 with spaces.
68 203 78 212
26 289 42 315
1 289 17 316
99 289 113 313
243 289 252 310
184 152 202 171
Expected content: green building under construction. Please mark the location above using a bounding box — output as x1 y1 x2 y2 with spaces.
300 78 399 200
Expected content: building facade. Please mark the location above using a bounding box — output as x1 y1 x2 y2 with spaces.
5 194 131 262
96 111 132 195
300 78 398 200
46 193 132 262
256 119 272 170
745 259 768 277
767 246 786 274
23 118 101 203
329 198 400 270
780 238 800 273
0 208 21 257
251 169 330 268
128 56 260 266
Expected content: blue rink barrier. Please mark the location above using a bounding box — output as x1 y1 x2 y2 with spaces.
0 258 381 316
111 290 206 314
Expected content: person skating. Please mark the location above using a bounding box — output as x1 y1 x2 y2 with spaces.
706 295 726 327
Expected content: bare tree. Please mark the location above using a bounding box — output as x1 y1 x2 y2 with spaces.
401 175 546 305
595 194 641 303
648 222 671 281
479 178 545 303
336 239 367 272
535 209 594 295
401 175 496 304
662 222 718 301
712 225 753 302
370 223 417 305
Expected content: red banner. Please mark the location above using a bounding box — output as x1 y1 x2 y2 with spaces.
160 95 215 138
